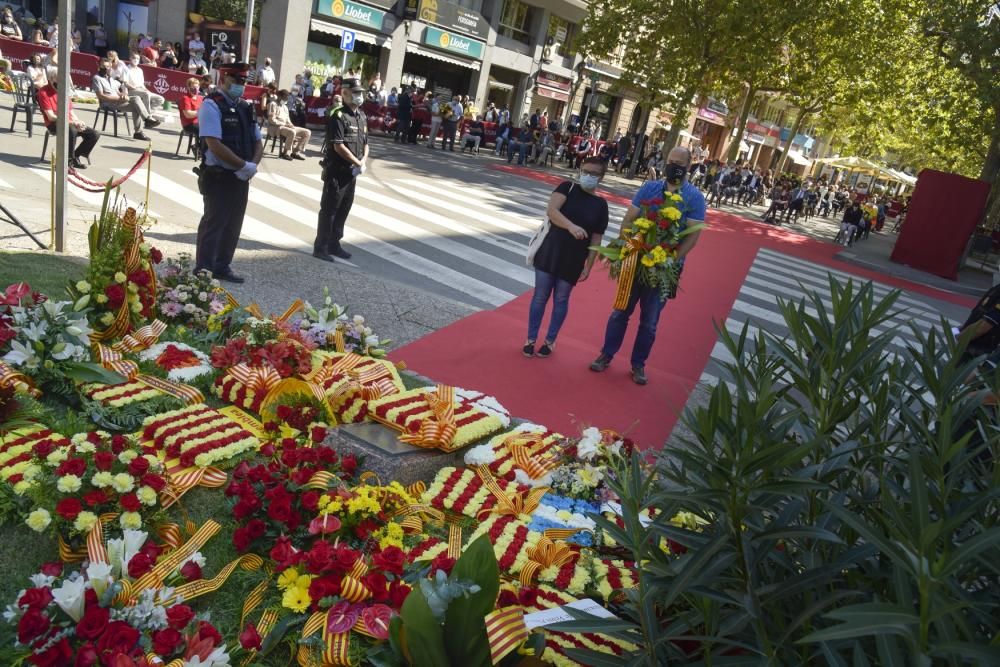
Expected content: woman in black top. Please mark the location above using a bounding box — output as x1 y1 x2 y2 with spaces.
525 157 610 358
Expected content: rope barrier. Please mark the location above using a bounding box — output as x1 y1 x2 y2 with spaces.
67 149 150 193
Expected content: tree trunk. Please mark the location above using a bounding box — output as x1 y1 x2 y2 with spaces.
627 104 654 178
664 83 698 152
775 107 808 174
982 115 1000 230
727 83 756 163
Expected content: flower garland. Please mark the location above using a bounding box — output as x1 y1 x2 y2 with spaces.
141 405 259 468
213 372 267 414
0 428 70 490
370 388 506 451
82 379 163 408
137 342 214 382
422 467 530 519
465 422 564 481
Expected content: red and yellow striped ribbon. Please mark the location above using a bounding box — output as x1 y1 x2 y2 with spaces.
333 330 346 354
227 363 283 395
278 299 304 323
157 522 182 550
391 503 445 534
612 234 647 311
484 606 530 665
518 536 578 586
223 289 241 310
339 559 371 603
0 360 40 396
240 608 279 667
299 610 352 666
86 513 118 564
303 470 342 490
126 520 221 599
474 465 548 521
504 432 560 480
112 319 168 353
159 465 227 508
399 385 457 450
146 651 184 667
89 301 132 343
448 523 463 560
158 553 264 606
96 344 140 378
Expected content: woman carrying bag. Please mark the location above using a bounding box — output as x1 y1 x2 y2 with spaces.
523 156 610 358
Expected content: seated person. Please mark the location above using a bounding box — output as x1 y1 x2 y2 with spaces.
507 125 533 165
178 76 202 146
572 133 593 169
123 52 165 120
36 74 100 169
268 89 311 160
26 54 48 89
92 57 160 141
493 124 511 156
460 116 485 153
534 129 556 164
598 141 614 163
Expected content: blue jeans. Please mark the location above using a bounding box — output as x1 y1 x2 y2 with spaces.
600 282 668 369
527 269 574 343
508 141 529 165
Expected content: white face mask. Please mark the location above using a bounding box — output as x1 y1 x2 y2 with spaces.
351 93 364 106
579 173 600 190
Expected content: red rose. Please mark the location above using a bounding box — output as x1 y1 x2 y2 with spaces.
518 587 539 607
387 579 412 609
429 553 456 577
197 620 222 646
74 642 99 667
269 536 299 570
179 560 202 581
232 495 262 520
127 270 150 287
32 439 56 458
140 541 163 562
497 590 518 607
239 623 263 651
259 443 276 458
275 405 292 421
104 284 126 309
246 518 266 538
267 497 296 526
127 456 150 477
150 247 163 264
86 432 102 445
165 604 195 631
304 540 335 574
18 587 53 610
95 620 140 658
76 605 110 640
330 546 361 573
17 608 49 644
83 489 109 507
84 589 98 608
127 553 154 579
341 454 358 475
56 497 86 521
39 562 62 577
109 434 128 453
308 575 341 603
56 458 87 477
363 571 388 602
151 628 183 656
32 637 71 667
232 526 253 552
93 451 115 471
119 493 142 513
140 473 166 493
300 490 321 512
373 546 406 576
310 426 328 443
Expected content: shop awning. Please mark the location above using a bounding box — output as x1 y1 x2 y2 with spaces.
536 83 569 102
488 78 514 91
310 19 392 48
738 140 751 153
406 43 480 71
786 149 812 167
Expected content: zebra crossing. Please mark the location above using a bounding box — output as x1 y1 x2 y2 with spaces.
700 247 968 388
28 160 629 309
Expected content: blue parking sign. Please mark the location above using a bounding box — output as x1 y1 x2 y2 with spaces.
341 29 356 52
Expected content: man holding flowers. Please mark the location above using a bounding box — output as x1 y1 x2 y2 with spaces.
589 146 706 385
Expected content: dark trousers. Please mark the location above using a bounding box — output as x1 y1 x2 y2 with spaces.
195 168 248 274
51 124 101 159
600 282 668 369
442 120 458 150
315 168 357 253
394 114 411 142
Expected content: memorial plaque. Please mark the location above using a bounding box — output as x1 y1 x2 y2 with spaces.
326 422 463 486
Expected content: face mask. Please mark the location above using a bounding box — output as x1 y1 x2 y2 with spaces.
351 94 364 106
579 173 600 190
228 83 245 98
664 163 687 185
99 67 108 76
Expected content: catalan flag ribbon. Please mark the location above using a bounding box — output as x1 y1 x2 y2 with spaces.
484 606 530 665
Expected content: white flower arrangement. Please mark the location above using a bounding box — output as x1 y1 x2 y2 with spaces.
463 443 497 467
138 341 214 381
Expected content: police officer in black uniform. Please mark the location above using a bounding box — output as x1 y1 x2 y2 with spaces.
314 80 368 262
194 61 263 283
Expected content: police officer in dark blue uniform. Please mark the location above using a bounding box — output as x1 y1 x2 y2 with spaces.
313 80 368 262
194 62 263 283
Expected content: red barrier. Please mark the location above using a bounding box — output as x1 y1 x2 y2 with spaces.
137 63 264 105
0 35 99 88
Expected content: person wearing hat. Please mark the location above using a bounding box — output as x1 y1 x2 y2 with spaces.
194 62 263 284
314 80 368 262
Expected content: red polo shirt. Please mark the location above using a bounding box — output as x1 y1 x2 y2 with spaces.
35 84 71 130
179 92 203 128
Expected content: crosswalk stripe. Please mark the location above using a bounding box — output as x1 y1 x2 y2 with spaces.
236 174 515 306
396 178 542 221
0 176 12 189
385 180 536 239
116 170 316 256
256 173 533 285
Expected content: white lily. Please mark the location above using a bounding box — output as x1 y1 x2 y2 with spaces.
184 645 231 667
86 561 113 598
51 576 87 622
51 342 80 361
21 320 48 342
3 340 40 369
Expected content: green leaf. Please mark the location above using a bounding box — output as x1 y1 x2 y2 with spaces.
443 534 500 667
799 621 915 644
930 642 1000 663
752 526 844 545
259 614 304 656
399 587 448 667
824 603 920 626
61 362 125 385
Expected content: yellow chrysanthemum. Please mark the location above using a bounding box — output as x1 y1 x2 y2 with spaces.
91 471 114 488
670 193 683 202
277 568 301 591
633 217 654 232
281 585 312 613
640 253 657 268
56 474 82 493
26 509 52 532
120 512 142 530
74 511 98 533
137 486 158 506
111 473 135 493
664 207 682 221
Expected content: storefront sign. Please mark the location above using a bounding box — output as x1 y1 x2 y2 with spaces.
696 107 726 125
745 132 766 144
316 0 387 32
418 0 488 40
536 84 569 102
422 26 484 60
746 120 779 137
537 71 571 91
403 0 419 20
707 98 728 115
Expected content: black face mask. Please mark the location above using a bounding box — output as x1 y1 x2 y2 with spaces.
664 163 687 185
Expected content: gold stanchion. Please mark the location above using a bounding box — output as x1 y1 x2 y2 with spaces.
144 145 152 214
49 155 55 250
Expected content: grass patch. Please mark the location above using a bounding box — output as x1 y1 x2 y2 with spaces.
0 251 85 297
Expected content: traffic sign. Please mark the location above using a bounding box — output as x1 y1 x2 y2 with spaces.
341 29 356 52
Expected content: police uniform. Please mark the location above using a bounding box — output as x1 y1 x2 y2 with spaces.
314 84 367 260
195 62 262 282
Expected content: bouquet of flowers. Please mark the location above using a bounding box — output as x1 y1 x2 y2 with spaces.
2 532 229 667
19 431 167 550
210 337 313 379
0 282 43 349
294 288 391 357
155 253 228 329
1 292 121 395
141 404 260 468
594 189 705 301
137 342 214 383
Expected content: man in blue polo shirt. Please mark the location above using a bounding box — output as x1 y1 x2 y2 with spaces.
590 145 707 385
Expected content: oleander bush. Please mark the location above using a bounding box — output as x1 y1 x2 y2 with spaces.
556 279 1000 665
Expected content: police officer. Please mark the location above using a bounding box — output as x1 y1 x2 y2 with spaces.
195 61 263 283
314 80 368 262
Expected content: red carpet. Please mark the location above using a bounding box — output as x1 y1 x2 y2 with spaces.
392 171 976 450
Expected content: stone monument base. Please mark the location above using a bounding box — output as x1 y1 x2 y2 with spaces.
324 422 462 486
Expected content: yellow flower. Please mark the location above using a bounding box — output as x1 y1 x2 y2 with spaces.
92 471 114 488
118 450 138 464
281 585 311 613
641 253 657 268
111 473 135 493
633 217 654 232
26 508 52 532
101 313 115 326
95 294 109 305
57 474 82 493
664 207 682 221
317 495 330 510
119 511 142 530
115 271 127 283
74 511 98 533
295 574 313 590
670 193 683 202
13 480 32 495
137 486 158 506
277 568 301 591
46 448 69 466
75 280 91 293
650 246 668 264
131 302 143 314
23 464 41 481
